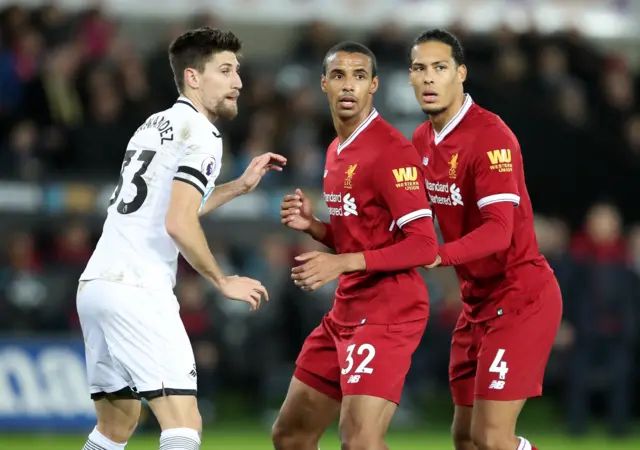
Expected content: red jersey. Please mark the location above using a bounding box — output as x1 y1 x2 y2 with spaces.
412 96 554 322
323 109 433 326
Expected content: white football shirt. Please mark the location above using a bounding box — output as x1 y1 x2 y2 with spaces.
80 96 222 290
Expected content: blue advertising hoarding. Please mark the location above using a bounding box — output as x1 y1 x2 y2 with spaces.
0 337 96 431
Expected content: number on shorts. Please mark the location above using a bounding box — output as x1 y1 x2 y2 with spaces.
341 343 376 375
489 348 509 380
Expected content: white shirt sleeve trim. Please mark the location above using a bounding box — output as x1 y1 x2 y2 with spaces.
477 193 520 208
396 208 432 228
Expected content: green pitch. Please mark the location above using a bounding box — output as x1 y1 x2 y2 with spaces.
3 428 639 450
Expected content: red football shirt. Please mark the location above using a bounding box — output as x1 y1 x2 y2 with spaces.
323 109 434 326
412 96 554 322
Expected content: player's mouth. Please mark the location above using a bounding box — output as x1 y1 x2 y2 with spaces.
422 90 438 103
338 96 357 109
225 93 239 103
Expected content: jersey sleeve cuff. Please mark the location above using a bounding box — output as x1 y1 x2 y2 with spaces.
396 208 432 228
477 193 520 209
174 166 207 196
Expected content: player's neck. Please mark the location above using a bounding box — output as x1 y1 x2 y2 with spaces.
180 92 218 123
430 93 465 134
334 107 374 145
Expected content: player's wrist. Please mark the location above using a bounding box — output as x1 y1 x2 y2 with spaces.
340 253 366 273
231 177 251 195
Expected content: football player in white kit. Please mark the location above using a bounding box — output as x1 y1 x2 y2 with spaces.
76 27 286 450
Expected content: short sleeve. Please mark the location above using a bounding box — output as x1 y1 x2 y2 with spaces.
173 134 221 197
473 126 520 209
376 142 432 229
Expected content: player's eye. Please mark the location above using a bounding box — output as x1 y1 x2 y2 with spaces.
413 66 423 72
436 65 446 71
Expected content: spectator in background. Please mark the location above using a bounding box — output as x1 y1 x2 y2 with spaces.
0 119 43 180
177 276 220 423
564 202 636 436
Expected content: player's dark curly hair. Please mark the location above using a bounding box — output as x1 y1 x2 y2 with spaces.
412 29 465 66
322 41 377 77
168 27 242 92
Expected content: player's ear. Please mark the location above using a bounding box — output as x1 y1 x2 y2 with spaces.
184 68 199 90
457 64 467 83
370 75 379 94
321 74 327 93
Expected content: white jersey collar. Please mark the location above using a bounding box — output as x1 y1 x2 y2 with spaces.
433 94 473 145
337 108 379 154
175 96 221 138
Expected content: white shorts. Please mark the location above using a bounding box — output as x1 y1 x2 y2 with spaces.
76 279 197 400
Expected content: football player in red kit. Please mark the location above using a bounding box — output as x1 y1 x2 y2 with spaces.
271 42 439 450
409 30 562 450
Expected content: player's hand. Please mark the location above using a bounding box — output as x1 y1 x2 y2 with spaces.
217 275 269 311
423 254 442 270
281 189 314 231
291 251 348 292
238 152 287 193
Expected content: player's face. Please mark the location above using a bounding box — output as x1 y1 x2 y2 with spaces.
199 51 242 120
321 52 378 121
409 41 466 115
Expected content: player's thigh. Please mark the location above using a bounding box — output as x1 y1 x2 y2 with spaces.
77 281 134 397
93 394 142 443
338 320 427 404
339 395 396 447
273 316 341 445
449 314 480 408
272 376 340 446
97 282 200 429
475 279 562 402
470 399 526 449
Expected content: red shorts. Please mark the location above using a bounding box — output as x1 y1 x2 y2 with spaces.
449 277 562 406
295 314 427 404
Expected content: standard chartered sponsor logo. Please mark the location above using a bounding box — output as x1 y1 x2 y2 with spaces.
324 192 358 216
426 181 464 206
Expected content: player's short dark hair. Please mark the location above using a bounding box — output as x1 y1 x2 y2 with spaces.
322 41 377 77
412 29 465 66
168 26 242 92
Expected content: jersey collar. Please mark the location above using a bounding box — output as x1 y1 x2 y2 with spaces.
174 96 222 138
337 108 379 154
433 94 473 145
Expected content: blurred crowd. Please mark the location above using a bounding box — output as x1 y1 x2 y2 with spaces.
1 3 640 435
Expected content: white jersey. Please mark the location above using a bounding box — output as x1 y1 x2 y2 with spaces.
80 96 222 290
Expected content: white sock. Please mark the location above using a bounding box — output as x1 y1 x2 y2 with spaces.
82 426 127 449
159 428 201 450
517 437 532 450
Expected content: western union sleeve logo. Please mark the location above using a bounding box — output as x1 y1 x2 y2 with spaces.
392 167 420 191
392 167 418 183
487 149 511 165
487 149 513 172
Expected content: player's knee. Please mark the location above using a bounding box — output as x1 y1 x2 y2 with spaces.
339 424 384 450
470 426 513 450
451 425 474 450
271 417 318 450
97 417 138 443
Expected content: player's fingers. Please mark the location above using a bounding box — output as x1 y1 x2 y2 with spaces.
283 194 300 202
308 280 326 292
264 152 287 165
245 296 258 312
254 284 269 302
249 290 262 309
281 200 302 210
295 188 306 200
294 251 319 262
265 164 283 172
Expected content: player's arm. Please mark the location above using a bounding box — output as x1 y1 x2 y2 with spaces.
359 146 439 272
166 179 228 287
280 189 335 250
199 152 286 216
168 144 268 309
436 128 520 267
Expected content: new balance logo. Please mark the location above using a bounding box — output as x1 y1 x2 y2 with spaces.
343 193 357 216
487 149 511 165
392 167 418 183
347 375 361 384
489 380 505 390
